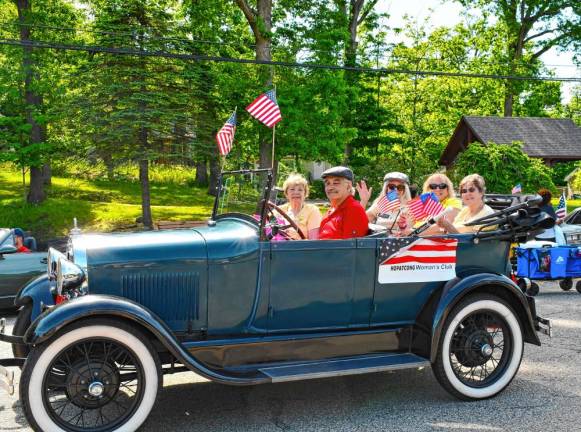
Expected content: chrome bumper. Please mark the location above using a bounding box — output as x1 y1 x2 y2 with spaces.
535 316 552 338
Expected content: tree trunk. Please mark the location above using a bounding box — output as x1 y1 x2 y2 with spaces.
236 0 273 169
195 160 208 186
342 0 364 164
139 157 153 229
208 154 220 196
41 163 51 185
27 167 45 203
503 92 514 117
138 123 153 229
17 0 47 203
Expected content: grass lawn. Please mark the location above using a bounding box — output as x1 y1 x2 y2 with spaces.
0 165 215 241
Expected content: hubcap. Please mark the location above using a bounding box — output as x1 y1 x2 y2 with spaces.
88 381 104 397
481 343 493 357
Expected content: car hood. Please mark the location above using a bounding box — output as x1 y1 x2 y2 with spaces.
71 229 208 268
70 218 259 268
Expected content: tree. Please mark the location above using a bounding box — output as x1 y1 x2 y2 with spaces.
457 0 580 116
76 0 183 229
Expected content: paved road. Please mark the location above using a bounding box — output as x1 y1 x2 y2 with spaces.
1 281 580 432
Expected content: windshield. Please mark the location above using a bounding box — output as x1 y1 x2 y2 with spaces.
0 228 11 248
212 169 274 220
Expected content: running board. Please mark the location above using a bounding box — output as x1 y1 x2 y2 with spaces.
259 353 430 383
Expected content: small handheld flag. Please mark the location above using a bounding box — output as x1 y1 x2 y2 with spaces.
556 193 567 218
511 184 522 194
246 89 282 128
377 190 400 214
420 192 445 217
407 197 426 221
216 110 237 156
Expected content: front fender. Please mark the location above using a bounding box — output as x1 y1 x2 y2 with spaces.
14 274 54 321
24 295 269 386
430 273 540 362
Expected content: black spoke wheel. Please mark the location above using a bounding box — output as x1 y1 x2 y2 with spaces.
432 294 523 400
448 311 511 388
21 319 161 432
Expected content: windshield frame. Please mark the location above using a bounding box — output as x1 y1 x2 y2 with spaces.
211 169 274 240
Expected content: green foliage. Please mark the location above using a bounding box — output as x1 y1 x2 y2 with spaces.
0 163 214 239
451 142 556 194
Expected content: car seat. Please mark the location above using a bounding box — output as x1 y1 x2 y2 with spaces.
24 236 37 251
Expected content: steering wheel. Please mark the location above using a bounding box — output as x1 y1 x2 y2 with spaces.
265 201 307 240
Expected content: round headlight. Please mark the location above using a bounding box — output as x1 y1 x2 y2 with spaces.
56 256 85 295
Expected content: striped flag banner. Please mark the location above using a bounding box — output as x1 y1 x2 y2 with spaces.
377 189 400 214
511 184 522 194
216 110 237 156
407 197 426 222
378 237 458 283
246 89 282 128
556 193 567 218
420 192 445 217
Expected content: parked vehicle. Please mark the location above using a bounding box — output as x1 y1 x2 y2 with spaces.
0 170 552 432
0 229 45 310
561 207 581 245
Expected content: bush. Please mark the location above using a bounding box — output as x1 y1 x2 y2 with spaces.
450 142 556 194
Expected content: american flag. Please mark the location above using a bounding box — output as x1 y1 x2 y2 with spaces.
377 190 400 214
216 111 237 156
511 184 522 194
246 89 282 128
379 237 458 266
556 193 567 218
420 192 444 217
407 197 426 221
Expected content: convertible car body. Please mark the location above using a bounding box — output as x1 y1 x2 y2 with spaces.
0 229 45 309
0 169 552 432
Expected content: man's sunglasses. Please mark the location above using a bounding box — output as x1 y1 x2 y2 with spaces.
429 183 448 190
460 187 478 194
387 183 405 191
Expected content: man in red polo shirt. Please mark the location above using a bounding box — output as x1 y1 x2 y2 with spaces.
319 166 368 240
13 228 31 253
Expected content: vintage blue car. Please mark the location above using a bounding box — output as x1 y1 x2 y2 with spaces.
0 169 552 432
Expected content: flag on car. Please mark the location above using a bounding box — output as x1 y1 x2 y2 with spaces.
407 197 426 221
377 189 400 214
216 110 237 156
556 193 567 218
377 237 458 283
511 184 522 194
420 192 444 217
246 89 282 128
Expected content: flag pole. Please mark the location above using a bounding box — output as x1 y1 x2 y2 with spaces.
271 86 277 170
271 123 276 170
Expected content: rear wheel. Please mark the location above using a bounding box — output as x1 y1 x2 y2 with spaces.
559 278 573 291
432 294 524 400
20 319 161 432
576 280 581 294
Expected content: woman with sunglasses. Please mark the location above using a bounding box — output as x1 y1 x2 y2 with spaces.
437 174 494 234
417 173 462 234
358 172 412 233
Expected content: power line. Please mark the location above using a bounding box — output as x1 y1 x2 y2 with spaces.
1 38 579 82
3 21 579 70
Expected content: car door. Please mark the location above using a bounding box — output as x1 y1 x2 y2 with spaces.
267 238 374 333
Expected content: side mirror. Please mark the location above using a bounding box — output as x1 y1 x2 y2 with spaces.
0 245 17 255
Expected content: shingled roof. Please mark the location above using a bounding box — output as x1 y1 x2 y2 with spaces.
439 116 581 167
